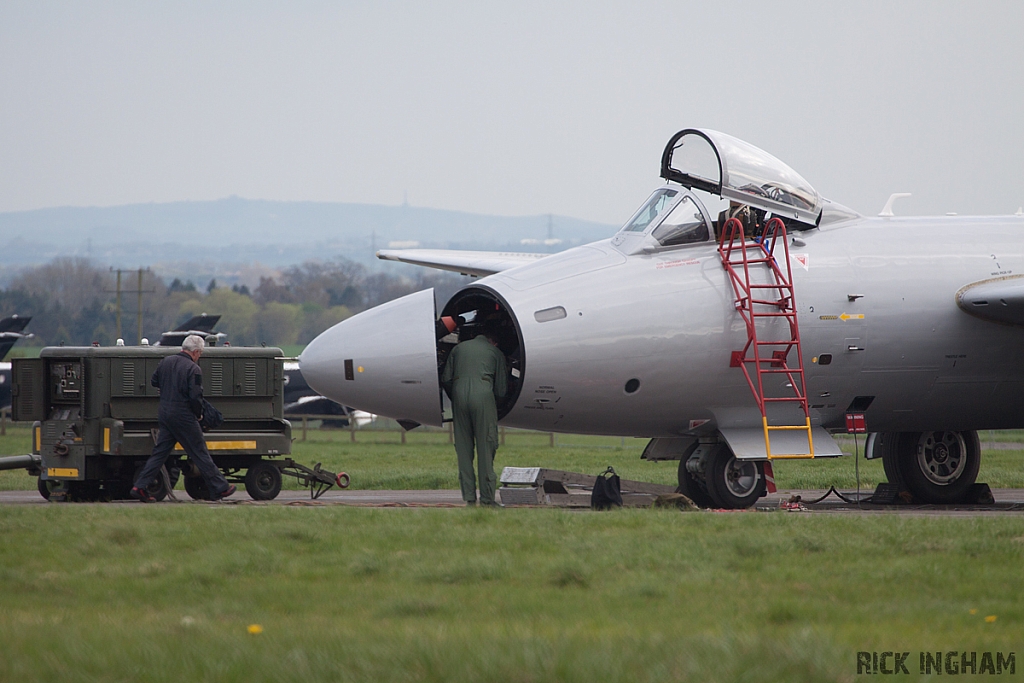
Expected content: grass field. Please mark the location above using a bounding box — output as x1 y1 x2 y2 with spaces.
3 425 1024 681
4 424 1024 493
2 505 1023 682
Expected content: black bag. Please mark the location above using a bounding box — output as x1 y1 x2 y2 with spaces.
591 466 623 510
199 399 224 431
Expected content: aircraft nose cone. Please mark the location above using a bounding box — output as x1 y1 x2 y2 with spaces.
299 289 442 427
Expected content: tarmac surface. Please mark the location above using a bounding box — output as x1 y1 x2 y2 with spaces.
3 487 1024 514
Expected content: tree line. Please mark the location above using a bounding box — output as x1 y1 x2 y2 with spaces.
0 257 468 349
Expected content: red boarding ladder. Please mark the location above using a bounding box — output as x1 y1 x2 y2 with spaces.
718 216 814 459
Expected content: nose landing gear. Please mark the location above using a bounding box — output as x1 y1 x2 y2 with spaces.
678 441 767 509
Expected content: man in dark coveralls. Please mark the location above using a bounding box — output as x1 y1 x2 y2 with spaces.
130 334 235 502
441 330 507 506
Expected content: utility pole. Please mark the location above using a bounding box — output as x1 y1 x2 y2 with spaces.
137 268 145 344
114 270 122 340
107 268 155 344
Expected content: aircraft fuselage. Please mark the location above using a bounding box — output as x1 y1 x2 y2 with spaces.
482 215 1024 438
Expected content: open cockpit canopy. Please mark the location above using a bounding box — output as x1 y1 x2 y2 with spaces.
660 129 823 227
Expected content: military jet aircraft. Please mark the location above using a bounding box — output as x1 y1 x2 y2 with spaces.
154 313 227 346
0 315 33 412
300 128 1024 508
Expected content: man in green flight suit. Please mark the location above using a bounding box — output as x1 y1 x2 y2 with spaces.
442 330 508 506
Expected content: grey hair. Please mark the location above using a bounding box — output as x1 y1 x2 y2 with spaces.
182 334 206 353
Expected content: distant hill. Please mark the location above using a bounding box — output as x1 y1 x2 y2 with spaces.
0 198 617 272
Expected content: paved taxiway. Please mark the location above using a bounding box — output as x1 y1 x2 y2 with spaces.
3 488 1024 514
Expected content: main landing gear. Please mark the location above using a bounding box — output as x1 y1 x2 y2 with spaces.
877 430 981 504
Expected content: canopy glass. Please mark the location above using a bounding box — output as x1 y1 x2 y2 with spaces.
660 129 822 226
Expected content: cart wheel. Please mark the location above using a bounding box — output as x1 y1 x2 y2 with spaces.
336 472 350 489
245 461 283 501
130 464 179 502
184 475 212 501
37 477 55 501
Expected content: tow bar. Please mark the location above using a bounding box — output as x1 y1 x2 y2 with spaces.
279 458 350 499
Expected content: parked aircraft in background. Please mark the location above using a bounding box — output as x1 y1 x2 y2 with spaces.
300 128 1024 508
154 314 227 347
0 315 33 411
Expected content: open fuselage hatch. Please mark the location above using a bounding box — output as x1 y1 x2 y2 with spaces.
438 287 525 420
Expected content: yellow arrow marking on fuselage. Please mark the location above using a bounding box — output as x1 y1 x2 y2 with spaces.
839 313 864 321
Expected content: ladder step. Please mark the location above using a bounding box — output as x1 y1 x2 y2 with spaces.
733 361 803 371
724 255 773 263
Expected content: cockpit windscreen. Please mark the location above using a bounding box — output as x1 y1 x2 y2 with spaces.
651 196 708 246
621 189 678 233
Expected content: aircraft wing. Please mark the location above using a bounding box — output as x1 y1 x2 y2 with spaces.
376 249 549 277
0 316 33 361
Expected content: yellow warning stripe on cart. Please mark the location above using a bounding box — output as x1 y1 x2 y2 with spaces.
48 468 79 478
173 440 257 452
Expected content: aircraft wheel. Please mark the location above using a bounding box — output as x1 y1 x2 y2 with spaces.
245 461 282 501
704 445 765 509
676 454 715 508
184 475 212 501
895 430 980 503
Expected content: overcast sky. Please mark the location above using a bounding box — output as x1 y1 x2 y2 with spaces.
2 1 1022 224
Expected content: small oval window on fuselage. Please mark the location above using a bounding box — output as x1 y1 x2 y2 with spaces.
534 306 567 323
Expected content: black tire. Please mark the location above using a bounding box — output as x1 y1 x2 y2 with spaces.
37 477 54 501
877 432 908 491
130 464 179 502
676 452 715 508
704 444 765 509
184 475 212 501
895 430 980 504
245 461 282 501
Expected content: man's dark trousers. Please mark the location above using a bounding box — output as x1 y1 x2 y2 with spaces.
135 410 229 495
